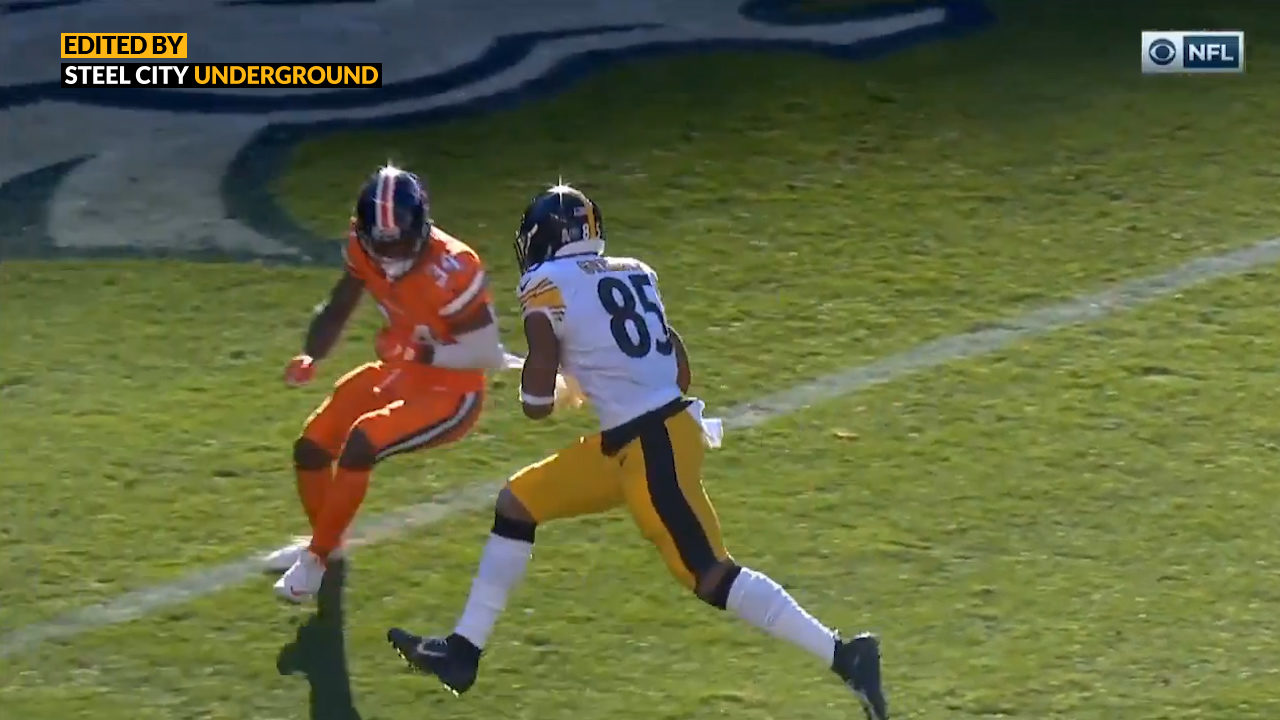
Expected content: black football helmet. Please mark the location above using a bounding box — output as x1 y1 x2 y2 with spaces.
353 165 431 264
514 184 605 273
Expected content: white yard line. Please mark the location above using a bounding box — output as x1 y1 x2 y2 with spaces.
4 238 1280 660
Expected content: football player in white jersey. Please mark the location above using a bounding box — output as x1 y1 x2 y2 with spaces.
387 185 887 719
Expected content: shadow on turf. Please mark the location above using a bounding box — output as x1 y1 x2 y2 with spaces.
276 559 363 720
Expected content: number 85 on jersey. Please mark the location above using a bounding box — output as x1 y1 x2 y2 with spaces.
596 271 673 359
519 257 675 363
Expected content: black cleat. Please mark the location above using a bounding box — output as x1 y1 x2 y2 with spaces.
387 628 481 695
832 632 888 719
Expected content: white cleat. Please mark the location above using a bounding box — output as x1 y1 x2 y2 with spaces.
263 537 310 572
262 536 346 573
273 549 326 603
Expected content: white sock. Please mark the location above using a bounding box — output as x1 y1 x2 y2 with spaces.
453 534 532 649
726 567 837 666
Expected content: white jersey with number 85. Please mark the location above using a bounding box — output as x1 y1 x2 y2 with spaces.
517 254 681 430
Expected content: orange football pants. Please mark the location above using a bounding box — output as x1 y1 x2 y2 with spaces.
302 361 483 462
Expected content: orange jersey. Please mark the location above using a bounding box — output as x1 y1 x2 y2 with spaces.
344 225 492 393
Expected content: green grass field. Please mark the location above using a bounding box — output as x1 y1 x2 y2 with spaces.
4 0 1280 717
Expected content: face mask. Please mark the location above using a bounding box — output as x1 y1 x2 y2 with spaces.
380 257 415 279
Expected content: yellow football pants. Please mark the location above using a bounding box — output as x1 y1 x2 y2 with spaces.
507 403 728 589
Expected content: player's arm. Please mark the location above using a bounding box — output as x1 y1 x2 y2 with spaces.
511 271 570 419
305 270 364 360
414 262 506 370
413 303 505 370
669 326 691 394
519 313 560 420
284 269 363 387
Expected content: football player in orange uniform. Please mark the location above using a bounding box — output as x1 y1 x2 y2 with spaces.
270 164 505 602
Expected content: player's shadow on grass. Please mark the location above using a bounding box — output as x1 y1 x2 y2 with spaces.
276 559 363 720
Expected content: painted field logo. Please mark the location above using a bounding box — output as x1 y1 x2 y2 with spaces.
0 0 993 264
1141 30 1245 74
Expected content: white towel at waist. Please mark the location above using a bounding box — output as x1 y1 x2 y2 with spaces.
686 398 724 449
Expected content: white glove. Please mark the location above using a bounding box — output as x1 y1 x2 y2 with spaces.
502 351 526 371
504 352 586 411
554 372 586 411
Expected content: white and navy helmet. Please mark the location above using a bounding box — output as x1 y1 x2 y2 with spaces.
514 183 605 273
354 164 431 263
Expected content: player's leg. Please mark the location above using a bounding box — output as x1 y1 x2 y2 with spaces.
266 362 388 572
275 388 482 602
312 388 484 558
388 433 623 694
621 408 887 719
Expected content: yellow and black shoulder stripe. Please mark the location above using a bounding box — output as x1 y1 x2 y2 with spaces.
518 276 565 313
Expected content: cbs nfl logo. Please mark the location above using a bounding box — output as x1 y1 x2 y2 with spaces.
1142 30 1245 74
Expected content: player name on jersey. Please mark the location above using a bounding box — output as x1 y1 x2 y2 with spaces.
60 63 382 89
